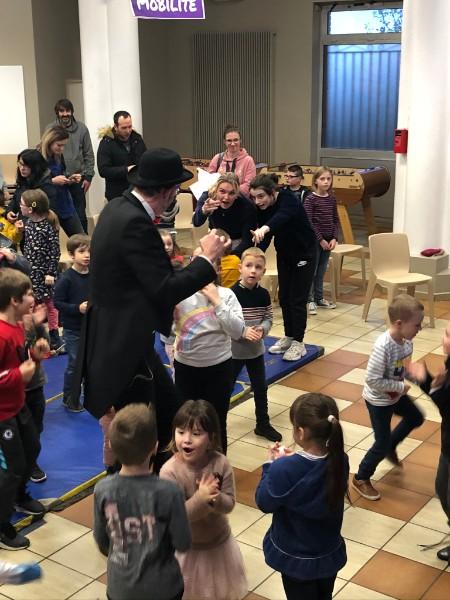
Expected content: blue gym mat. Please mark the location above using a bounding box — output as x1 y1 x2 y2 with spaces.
15 336 323 524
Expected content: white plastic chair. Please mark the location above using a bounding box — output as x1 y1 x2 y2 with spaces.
362 233 435 327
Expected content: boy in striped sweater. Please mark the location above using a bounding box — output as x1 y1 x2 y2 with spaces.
231 247 281 442
352 295 425 501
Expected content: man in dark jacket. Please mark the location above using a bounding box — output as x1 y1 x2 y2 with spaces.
97 111 147 201
75 148 230 470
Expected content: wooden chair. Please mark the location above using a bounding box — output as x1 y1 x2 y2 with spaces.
261 240 278 302
330 243 366 298
362 233 435 327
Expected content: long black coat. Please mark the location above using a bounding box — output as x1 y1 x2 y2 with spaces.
76 190 216 418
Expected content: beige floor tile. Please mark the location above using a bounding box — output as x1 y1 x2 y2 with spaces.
336 398 353 411
26 514 90 557
333 577 348 596
227 413 256 439
50 532 106 579
311 320 349 334
267 384 305 407
418 327 445 342
269 324 285 337
303 331 329 345
239 427 294 449
230 400 286 420
253 571 285 600
237 514 271 549
227 441 270 471
338 539 378 579
341 421 373 447
338 368 367 386
237 541 273 591
410 497 449 533
383 522 449 569
70 580 107 600
413 337 447 352
334 582 396 599
0 558 92 600
335 325 373 339
321 335 353 350
359 329 385 343
341 340 374 355
342 506 405 548
415 397 442 422
229 503 263 537
356 434 422 458
328 313 365 327
270 409 292 430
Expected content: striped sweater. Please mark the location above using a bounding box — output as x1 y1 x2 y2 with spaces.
231 282 273 359
363 330 413 406
304 192 339 242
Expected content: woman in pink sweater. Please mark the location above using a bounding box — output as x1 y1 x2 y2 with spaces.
208 125 256 197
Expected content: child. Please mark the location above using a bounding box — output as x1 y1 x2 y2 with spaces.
93 403 191 600
54 234 90 412
160 400 247 600
23 303 49 483
0 268 47 550
231 247 281 442
352 294 425 501
19 189 62 351
256 392 348 600
407 323 450 562
283 163 309 205
173 243 245 453
250 174 317 362
304 167 338 314
0 189 21 248
159 229 184 267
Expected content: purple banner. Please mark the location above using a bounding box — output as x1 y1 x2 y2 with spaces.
130 0 205 20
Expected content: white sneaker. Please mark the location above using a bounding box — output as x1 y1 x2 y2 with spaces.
268 336 293 354
317 298 336 309
308 302 318 315
283 341 307 361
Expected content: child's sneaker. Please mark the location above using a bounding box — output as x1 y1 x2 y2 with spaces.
268 336 293 354
317 298 336 309
0 523 30 550
14 493 45 516
308 302 318 315
30 464 47 483
254 422 282 443
351 474 380 500
0 560 42 584
283 341 307 361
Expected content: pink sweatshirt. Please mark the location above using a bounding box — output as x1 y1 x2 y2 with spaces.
208 148 256 197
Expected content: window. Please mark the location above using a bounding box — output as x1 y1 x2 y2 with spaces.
320 4 402 152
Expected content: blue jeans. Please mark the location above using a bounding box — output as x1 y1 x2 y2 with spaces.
63 329 80 403
356 395 424 480
308 244 331 302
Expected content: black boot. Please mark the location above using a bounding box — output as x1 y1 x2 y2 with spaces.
49 329 65 354
254 421 282 443
437 545 450 562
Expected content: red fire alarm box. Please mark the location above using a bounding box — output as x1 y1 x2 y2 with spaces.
394 129 408 154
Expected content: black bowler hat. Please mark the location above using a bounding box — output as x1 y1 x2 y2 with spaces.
128 147 192 188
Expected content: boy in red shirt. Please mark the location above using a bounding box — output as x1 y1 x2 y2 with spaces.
0 269 49 550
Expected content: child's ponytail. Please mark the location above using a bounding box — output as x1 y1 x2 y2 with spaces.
290 393 348 511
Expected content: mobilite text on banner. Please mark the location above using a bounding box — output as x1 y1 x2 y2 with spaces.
130 0 205 20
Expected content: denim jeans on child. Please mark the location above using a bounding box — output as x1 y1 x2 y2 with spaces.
308 244 331 302
63 329 80 404
357 395 424 480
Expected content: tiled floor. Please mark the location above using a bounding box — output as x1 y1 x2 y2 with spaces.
1 257 450 599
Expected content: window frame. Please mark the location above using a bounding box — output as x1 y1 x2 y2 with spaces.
313 1 402 163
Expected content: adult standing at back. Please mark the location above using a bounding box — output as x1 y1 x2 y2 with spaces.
47 99 95 233
208 125 256 198
97 110 146 201
75 147 230 470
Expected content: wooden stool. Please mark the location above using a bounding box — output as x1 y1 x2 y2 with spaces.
330 244 366 298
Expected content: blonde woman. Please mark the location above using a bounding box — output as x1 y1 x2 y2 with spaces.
39 126 83 236
192 172 257 257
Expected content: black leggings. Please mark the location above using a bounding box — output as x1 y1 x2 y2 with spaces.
281 573 337 600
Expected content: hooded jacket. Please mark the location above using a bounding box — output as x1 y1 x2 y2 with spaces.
256 451 348 580
208 148 256 197
47 118 95 181
97 126 147 201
